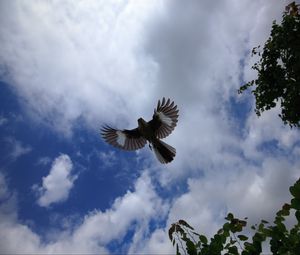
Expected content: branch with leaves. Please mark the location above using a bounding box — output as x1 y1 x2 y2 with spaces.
169 178 300 255
239 1 300 127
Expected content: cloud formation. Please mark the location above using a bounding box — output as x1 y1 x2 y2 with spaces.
0 0 160 135
5 137 32 161
0 0 299 254
0 116 8 126
0 171 166 253
34 154 76 207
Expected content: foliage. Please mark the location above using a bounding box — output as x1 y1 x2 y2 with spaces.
238 2 300 127
169 3 300 254
169 178 300 255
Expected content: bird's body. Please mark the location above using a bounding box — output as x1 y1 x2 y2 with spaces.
137 118 155 141
101 98 178 164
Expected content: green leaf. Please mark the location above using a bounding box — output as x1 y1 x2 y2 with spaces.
213 234 222 244
231 219 239 225
277 221 287 233
280 203 291 216
291 198 300 210
199 235 208 244
178 219 194 230
228 246 238 255
237 223 243 232
253 240 262 253
253 233 265 243
244 242 255 252
239 220 247 227
282 203 291 211
290 180 300 199
281 208 290 216
241 250 250 255
238 2 300 128
221 234 227 244
274 215 284 224
169 224 175 241
261 227 272 237
226 213 234 221
186 240 197 255
258 223 265 232
223 229 230 238
295 210 300 222
223 222 230 232
237 235 248 241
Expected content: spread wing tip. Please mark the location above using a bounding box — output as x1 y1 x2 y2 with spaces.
100 125 147 151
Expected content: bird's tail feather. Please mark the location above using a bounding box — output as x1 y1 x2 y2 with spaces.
152 139 176 164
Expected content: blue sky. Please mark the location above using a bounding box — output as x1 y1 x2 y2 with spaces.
0 0 299 254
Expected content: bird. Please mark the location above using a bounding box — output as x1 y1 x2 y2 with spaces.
101 98 179 164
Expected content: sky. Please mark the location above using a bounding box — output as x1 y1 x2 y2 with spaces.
0 0 299 254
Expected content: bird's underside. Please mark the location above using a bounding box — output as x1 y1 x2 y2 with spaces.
101 97 179 164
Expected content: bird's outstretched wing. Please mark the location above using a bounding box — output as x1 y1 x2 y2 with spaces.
149 98 179 139
101 126 147 151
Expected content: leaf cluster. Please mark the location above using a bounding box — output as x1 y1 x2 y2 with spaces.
239 2 300 127
169 178 300 255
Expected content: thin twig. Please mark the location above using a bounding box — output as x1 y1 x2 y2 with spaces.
175 232 187 255
232 232 244 252
182 226 197 244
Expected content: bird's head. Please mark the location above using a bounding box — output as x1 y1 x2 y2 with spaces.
138 118 146 126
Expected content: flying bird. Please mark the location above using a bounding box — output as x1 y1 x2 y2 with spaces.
101 98 179 164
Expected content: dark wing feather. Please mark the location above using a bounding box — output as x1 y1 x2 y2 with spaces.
101 125 147 151
148 97 179 139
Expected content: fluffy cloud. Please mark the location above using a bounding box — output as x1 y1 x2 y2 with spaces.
4 137 32 161
98 150 117 168
0 173 8 200
127 0 300 251
34 154 77 207
0 171 166 254
36 156 52 166
133 154 299 253
242 106 300 160
129 228 173 254
0 0 299 254
0 116 8 126
140 0 297 186
0 0 160 135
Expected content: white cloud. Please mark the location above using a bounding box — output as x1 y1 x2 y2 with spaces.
129 228 173 254
126 0 300 252
0 116 8 126
34 154 77 207
0 0 160 135
138 0 296 187
0 171 166 254
134 155 299 254
99 150 117 168
242 106 299 160
0 0 299 254
5 137 32 161
0 173 9 201
67 172 166 246
36 156 52 166
172 156 299 227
